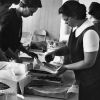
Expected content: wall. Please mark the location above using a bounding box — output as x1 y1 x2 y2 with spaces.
22 0 62 40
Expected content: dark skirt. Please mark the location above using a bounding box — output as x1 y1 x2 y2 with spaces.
79 80 100 100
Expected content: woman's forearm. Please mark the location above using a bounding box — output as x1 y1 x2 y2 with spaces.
54 46 69 56
0 49 8 61
64 60 94 70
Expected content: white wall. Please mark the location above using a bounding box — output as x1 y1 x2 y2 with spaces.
22 0 62 40
22 9 41 34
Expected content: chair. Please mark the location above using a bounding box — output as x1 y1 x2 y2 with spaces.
21 32 33 46
30 30 47 52
32 30 47 42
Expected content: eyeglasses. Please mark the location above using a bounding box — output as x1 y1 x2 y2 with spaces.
65 17 71 21
29 8 38 13
62 15 72 24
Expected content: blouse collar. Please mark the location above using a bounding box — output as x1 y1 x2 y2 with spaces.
75 19 93 37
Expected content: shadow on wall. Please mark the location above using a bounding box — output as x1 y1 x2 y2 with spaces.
22 0 62 40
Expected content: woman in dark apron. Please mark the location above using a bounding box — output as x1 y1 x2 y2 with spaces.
45 1 100 100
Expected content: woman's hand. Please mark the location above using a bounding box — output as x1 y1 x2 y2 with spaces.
15 57 23 63
45 52 55 63
28 52 38 59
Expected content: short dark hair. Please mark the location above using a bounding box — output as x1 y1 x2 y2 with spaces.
20 0 42 8
0 0 19 4
59 1 86 20
89 2 100 20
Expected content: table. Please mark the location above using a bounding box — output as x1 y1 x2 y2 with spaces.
19 50 78 100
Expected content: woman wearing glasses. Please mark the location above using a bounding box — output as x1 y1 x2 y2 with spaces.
45 1 100 100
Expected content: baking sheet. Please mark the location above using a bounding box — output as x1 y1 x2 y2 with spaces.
33 58 62 74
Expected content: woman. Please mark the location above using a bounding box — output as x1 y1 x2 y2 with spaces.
0 0 42 62
0 0 42 97
45 1 100 100
0 0 39 82
88 2 100 36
